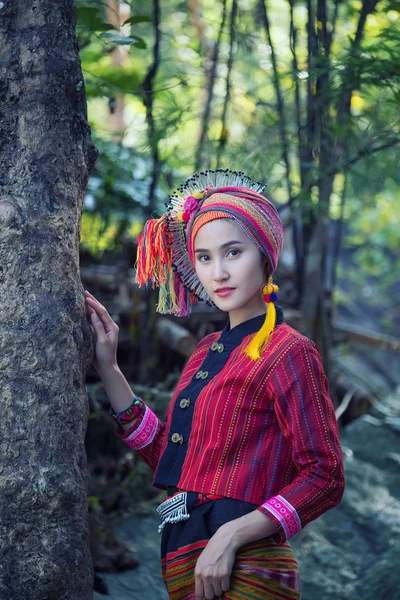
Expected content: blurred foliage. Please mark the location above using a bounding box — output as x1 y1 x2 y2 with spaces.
81 134 154 254
85 381 172 514
75 0 399 330
75 0 400 526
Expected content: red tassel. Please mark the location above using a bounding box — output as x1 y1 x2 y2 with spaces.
135 216 171 287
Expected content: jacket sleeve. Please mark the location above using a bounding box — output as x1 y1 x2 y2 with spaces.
115 402 172 473
113 333 218 474
256 339 345 544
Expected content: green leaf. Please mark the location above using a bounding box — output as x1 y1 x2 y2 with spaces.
99 32 120 39
130 35 147 49
99 32 147 48
122 15 152 26
97 23 116 32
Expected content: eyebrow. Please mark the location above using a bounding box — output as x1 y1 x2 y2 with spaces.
194 240 243 253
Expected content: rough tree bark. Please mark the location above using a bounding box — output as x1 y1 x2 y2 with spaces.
0 1 98 598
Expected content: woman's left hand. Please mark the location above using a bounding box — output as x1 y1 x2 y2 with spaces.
194 526 236 600
194 509 278 599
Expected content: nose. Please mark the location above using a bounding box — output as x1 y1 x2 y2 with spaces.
212 258 229 282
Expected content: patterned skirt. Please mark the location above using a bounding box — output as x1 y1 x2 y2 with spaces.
160 497 301 600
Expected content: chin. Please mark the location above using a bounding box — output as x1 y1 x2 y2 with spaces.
213 298 243 312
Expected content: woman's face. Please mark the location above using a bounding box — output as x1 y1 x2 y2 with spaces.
193 218 267 327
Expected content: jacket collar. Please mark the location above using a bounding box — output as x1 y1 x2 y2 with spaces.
219 305 284 342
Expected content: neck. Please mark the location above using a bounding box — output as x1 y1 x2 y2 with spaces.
228 298 266 329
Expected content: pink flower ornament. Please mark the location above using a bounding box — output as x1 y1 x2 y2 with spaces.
183 195 199 215
177 190 208 224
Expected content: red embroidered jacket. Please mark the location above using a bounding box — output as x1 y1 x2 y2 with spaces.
117 316 345 544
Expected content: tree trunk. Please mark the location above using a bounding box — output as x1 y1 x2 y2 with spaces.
0 1 98 598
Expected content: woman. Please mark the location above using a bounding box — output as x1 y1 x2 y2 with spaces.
85 170 345 600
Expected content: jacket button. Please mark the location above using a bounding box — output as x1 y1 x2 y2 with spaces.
196 371 203 379
217 343 224 353
201 371 209 379
211 342 218 351
171 433 184 444
179 398 190 409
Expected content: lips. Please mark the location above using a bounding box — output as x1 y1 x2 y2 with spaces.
214 287 235 297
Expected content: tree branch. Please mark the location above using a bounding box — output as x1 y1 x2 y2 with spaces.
288 0 304 186
317 0 329 57
195 0 228 171
216 0 238 168
326 0 343 53
337 0 379 126
287 0 305 296
259 0 294 205
278 136 400 214
142 0 161 213
305 0 318 170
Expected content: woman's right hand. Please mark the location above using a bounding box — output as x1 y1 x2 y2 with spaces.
84 290 119 376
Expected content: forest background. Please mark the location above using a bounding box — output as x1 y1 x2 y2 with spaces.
0 0 399 597
78 0 399 364
77 0 400 591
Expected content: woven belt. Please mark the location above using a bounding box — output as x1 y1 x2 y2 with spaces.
156 490 190 533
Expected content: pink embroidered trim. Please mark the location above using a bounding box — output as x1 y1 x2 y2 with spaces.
261 495 302 540
124 405 158 450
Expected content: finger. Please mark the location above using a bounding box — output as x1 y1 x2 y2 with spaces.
84 290 96 298
221 574 231 593
89 309 108 343
85 297 110 319
203 580 215 600
88 316 98 339
213 580 223 597
84 292 103 306
84 291 98 302
194 577 204 600
85 298 104 314
85 295 106 310
86 300 117 334
85 301 104 322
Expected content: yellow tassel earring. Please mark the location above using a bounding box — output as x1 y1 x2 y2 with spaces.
244 276 279 361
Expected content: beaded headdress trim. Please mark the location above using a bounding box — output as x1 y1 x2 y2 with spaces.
136 170 268 316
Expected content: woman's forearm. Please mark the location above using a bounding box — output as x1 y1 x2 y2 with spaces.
220 509 278 551
98 364 138 432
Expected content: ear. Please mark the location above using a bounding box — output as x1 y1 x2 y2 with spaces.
259 252 270 280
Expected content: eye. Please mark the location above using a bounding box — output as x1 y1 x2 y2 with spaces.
228 248 241 257
197 254 210 262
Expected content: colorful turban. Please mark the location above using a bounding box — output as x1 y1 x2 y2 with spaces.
135 170 284 359
187 188 283 274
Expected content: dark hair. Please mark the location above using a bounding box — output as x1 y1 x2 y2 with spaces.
259 251 270 279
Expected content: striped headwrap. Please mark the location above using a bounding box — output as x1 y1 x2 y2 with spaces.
136 170 284 359
187 189 283 273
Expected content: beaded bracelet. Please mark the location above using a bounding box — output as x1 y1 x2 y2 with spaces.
110 395 144 426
